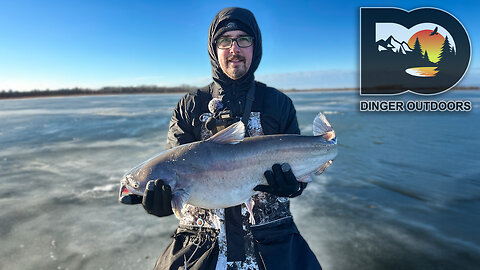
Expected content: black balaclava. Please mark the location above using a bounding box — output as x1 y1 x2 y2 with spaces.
208 7 262 116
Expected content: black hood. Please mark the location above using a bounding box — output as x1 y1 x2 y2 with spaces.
208 7 262 97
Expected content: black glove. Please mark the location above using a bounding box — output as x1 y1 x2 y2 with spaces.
142 179 174 217
254 163 307 198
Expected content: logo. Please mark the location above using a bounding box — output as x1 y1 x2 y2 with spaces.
226 22 237 29
360 7 471 95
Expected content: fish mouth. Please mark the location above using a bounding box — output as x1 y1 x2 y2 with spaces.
119 183 143 204
119 176 144 197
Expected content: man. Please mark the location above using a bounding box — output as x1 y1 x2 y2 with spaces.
137 7 321 270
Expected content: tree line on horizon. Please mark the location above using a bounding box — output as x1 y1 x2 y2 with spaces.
0 85 197 99
0 85 363 99
1 83 477 99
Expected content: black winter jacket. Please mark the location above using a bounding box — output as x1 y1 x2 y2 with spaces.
154 82 321 270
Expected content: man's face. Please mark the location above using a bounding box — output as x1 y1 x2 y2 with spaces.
216 30 253 80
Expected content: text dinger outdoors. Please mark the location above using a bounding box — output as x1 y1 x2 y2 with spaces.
360 100 472 112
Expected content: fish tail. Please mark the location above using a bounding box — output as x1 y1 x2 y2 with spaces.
313 113 335 141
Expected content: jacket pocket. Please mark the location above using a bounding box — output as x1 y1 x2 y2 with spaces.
250 216 322 270
154 226 219 270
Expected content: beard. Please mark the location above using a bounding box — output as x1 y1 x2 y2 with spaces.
223 55 248 79
226 64 247 79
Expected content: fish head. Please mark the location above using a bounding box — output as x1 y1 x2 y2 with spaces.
119 153 178 203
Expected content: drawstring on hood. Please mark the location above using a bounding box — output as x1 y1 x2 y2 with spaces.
208 7 262 112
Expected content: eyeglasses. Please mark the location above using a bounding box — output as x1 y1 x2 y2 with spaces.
216 36 254 49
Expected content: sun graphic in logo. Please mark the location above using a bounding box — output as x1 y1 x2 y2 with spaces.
407 29 446 63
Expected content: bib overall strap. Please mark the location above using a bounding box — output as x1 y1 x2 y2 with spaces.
241 82 256 136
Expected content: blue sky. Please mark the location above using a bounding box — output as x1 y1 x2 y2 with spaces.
0 0 478 91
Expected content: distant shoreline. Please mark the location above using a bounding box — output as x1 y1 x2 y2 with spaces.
1 86 478 100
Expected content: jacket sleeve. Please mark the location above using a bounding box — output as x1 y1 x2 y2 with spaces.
166 93 199 149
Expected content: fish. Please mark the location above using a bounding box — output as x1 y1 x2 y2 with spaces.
119 112 337 222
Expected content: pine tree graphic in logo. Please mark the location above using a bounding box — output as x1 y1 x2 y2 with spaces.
361 8 471 95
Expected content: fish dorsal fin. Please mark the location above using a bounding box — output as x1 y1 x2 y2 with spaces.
207 121 245 144
313 112 335 139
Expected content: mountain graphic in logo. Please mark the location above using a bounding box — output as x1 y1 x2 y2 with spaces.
376 35 413 54
360 8 471 95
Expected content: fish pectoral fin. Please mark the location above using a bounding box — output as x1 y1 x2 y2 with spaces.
297 175 312 183
245 199 256 225
207 121 245 144
171 189 190 219
314 160 334 175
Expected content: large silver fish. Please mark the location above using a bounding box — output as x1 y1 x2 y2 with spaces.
120 112 337 221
